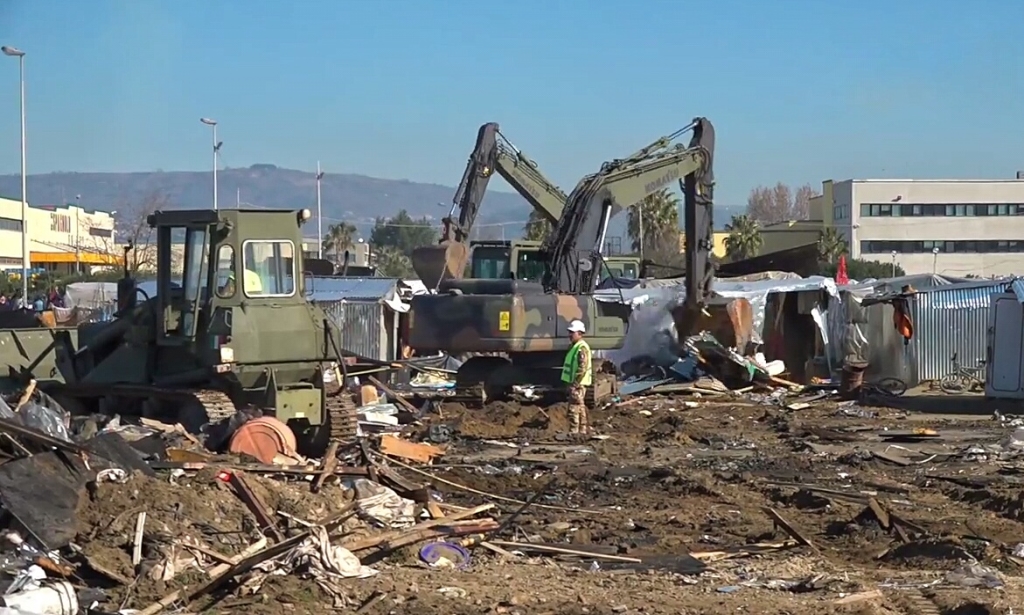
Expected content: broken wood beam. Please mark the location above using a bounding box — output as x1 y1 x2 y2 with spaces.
226 471 285 542
762 506 817 551
343 503 494 552
367 375 420 414
311 440 340 494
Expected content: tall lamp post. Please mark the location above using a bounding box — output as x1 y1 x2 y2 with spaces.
2 46 28 305
200 118 221 211
315 162 324 259
932 246 940 275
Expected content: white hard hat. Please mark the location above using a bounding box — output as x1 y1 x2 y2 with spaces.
567 319 586 333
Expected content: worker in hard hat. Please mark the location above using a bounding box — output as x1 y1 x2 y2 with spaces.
561 319 592 435
218 267 263 296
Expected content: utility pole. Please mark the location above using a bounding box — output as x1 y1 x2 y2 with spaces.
2 46 29 305
890 250 898 278
74 194 81 275
200 118 221 210
316 162 324 259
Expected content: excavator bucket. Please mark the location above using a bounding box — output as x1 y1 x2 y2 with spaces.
411 241 470 289
672 296 755 353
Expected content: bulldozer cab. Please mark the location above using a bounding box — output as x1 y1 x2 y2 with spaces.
149 209 315 362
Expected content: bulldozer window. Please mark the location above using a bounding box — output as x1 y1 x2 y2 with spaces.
215 244 236 298
516 250 546 282
242 240 295 297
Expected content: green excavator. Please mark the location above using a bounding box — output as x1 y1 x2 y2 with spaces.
411 122 639 287
409 118 751 404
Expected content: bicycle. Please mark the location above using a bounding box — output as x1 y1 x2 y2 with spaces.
939 352 986 394
861 377 908 398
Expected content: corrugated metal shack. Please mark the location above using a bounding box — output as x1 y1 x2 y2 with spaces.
309 277 410 362
829 275 1008 386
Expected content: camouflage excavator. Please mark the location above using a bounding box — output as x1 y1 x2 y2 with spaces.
412 122 639 287
409 118 751 404
30 208 358 452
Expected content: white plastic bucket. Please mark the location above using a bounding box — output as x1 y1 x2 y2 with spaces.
0 581 78 615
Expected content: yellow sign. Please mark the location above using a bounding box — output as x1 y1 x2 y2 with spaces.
498 311 510 331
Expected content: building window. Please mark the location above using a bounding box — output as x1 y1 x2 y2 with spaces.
88 227 112 238
0 217 23 232
242 240 295 297
861 239 1024 254
859 203 1024 217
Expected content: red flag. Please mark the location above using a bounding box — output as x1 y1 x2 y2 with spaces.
836 254 849 285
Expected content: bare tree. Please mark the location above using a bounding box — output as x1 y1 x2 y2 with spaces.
793 183 815 220
745 182 818 225
92 191 170 272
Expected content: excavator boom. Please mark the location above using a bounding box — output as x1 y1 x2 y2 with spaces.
412 123 568 286
543 118 715 296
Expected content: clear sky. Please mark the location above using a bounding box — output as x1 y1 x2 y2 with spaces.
0 0 1021 207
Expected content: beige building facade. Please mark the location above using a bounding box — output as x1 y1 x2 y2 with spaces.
830 178 1024 277
0 196 118 275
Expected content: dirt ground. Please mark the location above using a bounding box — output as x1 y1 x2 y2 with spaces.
353 395 1024 615
73 392 1024 614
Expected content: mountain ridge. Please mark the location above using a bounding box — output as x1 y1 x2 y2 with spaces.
0 164 744 240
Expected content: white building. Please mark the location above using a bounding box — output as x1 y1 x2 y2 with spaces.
0 197 118 274
829 176 1024 277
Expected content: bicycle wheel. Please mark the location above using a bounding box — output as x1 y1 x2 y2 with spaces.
939 373 966 394
874 377 907 397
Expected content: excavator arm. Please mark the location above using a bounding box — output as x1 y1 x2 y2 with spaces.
543 118 715 301
412 123 568 287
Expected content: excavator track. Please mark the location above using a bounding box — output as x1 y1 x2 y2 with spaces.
187 389 239 423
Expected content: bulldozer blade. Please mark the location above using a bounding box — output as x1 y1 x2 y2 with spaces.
673 296 754 353
411 242 470 288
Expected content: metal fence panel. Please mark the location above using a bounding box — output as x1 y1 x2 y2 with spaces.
909 282 1007 382
317 299 385 361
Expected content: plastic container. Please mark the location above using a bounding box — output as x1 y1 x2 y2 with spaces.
228 417 298 464
0 581 79 615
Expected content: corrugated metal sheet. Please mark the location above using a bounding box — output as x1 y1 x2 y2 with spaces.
309 277 400 302
828 280 1008 386
909 281 1008 381
318 299 387 361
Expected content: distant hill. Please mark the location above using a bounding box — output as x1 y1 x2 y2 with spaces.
0 164 745 242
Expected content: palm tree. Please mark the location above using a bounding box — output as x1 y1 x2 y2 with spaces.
522 210 553 242
817 227 848 263
627 189 680 254
322 222 357 264
724 214 763 260
374 246 413 278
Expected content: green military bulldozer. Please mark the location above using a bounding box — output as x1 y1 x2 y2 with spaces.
6 207 358 452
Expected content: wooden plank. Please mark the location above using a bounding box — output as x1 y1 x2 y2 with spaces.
489 541 642 563
367 375 420 413
343 503 494 552
867 498 891 530
762 507 816 551
379 434 444 464
132 511 147 567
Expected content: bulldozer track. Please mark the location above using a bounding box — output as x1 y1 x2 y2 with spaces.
189 389 239 423
323 377 359 443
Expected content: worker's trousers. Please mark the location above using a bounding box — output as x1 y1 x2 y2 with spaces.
568 385 589 434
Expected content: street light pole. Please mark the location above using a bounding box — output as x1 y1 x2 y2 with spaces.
932 247 939 275
2 45 28 305
890 250 898 278
315 162 324 259
200 118 220 211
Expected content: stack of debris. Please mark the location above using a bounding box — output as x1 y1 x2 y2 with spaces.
0 378 529 613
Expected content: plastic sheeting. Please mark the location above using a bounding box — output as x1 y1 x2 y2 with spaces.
598 275 839 368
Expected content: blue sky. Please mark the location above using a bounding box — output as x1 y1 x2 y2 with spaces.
0 0 1021 207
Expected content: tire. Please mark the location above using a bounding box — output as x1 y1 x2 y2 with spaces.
874 377 907 397
939 373 966 395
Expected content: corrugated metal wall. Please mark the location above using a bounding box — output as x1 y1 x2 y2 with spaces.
829 282 1007 385
317 299 387 361
908 282 1007 381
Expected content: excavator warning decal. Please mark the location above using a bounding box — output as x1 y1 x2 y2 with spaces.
498 311 510 331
